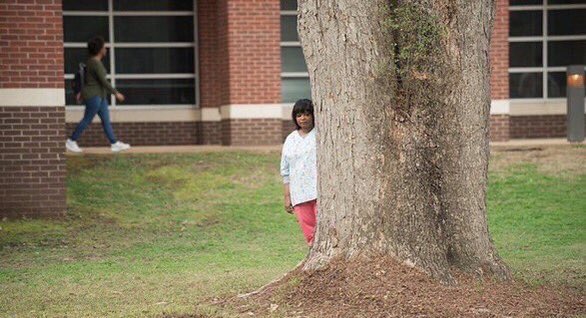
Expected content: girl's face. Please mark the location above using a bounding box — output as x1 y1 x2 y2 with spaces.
99 46 107 59
296 112 314 130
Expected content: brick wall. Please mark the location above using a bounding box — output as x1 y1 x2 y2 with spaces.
282 119 296 141
65 122 199 147
0 0 66 218
510 115 585 139
196 0 283 145
199 121 222 145
198 0 228 108
0 107 66 218
0 0 64 89
489 115 510 142
222 119 283 146
225 0 281 104
490 0 509 101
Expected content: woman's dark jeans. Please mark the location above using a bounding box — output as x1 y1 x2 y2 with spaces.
70 96 117 144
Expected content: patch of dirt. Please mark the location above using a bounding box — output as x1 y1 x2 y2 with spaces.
490 145 586 177
198 257 585 318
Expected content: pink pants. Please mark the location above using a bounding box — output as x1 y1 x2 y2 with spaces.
293 199 318 245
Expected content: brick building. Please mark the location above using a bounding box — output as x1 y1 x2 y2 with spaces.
1 0 585 217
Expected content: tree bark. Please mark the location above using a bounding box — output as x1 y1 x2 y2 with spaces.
298 0 510 282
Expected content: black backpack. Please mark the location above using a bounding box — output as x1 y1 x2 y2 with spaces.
72 62 87 98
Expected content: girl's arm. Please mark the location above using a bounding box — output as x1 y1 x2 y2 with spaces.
280 142 293 213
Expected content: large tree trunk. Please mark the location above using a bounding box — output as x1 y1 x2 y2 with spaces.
298 0 510 282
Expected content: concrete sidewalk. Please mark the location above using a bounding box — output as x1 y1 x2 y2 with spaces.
69 138 582 155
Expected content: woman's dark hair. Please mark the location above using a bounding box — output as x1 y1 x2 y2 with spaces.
292 99 314 130
87 36 105 56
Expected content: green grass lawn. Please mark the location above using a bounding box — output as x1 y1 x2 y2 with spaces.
1 149 584 317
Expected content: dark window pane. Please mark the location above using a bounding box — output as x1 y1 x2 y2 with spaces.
548 0 586 4
65 48 110 74
65 79 77 105
282 78 310 103
115 48 194 74
281 16 298 41
281 0 297 10
114 17 194 42
63 0 108 11
509 42 542 67
114 0 193 11
548 40 586 66
63 16 109 42
116 79 195 105
509 0 543 4
548 9 586 36
282 47 307 72
510 72 543 98
547 72 568 97
510 11 542 36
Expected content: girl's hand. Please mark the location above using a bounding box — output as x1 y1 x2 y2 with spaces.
76 93 82 103
115 92 125 102
285 196 293 214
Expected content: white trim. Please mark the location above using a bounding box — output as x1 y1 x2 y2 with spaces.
281 41 301 47
508 67 543 73
66 107 200 123
509 4 586 10
63 11 108 16
282 104 294 120
64 104 297 122
0 89 65 107
542 4 548 100
509 5 542 11
220 104 284 120
548 4 586 10
114 74 196 79
281 72 310 78
201 107 221 122
280 10 297 15
510 99 586 115
113 42 195 48
490 100 510 115
66 105 196 109
194 0 200 109
108 0 117 107
112 11 194 16
63 11 194 16
508 36 543 42
65 42 195 48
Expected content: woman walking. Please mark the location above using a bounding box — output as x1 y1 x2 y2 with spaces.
280 99 318 246
66 36 130 153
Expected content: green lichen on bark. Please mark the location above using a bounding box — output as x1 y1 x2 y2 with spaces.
384 1 446 82
377 1 452 118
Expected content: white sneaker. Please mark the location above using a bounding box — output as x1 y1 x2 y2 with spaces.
66 139 83 153
111 141 131 152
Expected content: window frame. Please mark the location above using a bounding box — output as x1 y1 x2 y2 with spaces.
62 0 199 108
509 0 586 101
280 9 311 103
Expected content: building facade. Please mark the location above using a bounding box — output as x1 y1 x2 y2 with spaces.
1 0 585 217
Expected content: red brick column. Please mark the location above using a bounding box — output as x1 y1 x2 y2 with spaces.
489 0 510 142
0 0 66 218
197 0 282 146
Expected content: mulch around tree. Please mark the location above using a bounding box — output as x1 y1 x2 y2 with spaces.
174 256 585 318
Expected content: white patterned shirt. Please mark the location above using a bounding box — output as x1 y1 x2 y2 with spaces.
280 129 317 206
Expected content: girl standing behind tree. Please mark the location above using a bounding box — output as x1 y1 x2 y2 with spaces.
280 99 318 246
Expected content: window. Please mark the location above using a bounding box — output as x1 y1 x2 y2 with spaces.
509 0 586 99
281 0 311 103
62 0 197 106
